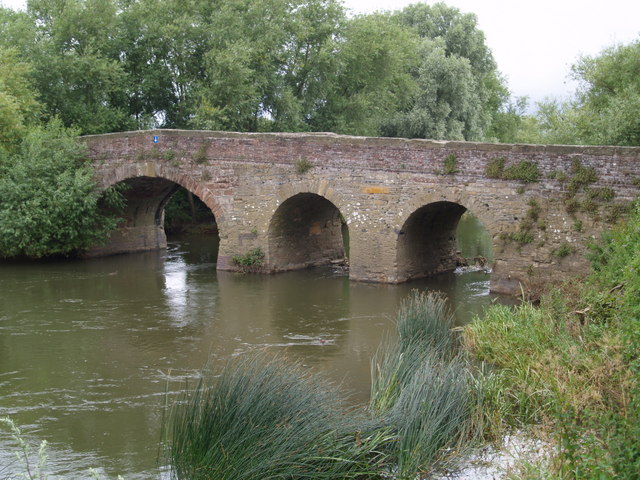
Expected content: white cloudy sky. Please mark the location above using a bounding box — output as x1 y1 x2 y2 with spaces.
2 0 639 108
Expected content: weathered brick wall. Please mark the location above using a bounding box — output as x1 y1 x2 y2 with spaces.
84 129 640 295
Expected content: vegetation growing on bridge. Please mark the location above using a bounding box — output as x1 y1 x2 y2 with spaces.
232 247 265 273
295 157 314 174
440 153 458 175
484 156 541 183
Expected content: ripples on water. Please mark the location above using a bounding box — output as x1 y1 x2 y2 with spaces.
0 230 511 478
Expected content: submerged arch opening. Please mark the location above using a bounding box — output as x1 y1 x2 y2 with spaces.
163 187 218 237
397 201 493 282
268 193 348 272
90 176 218 258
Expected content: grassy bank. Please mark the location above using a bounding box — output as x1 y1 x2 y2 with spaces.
464 202 640 478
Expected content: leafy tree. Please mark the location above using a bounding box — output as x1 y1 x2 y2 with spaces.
115 0 207 129
488 96 543 144
571 39 640 146
24 0 132 134
3 0 509 140
382 2 507 141
310 13 419 136
0 7 36 54
0 48 41 152
191 0 345 132
530 39 640 147
0 120 123 258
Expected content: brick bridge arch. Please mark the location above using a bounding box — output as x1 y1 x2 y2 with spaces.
85 129 640 295
396 192 498 283
91 163 229 255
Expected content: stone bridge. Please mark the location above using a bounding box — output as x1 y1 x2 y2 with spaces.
84 130 640 295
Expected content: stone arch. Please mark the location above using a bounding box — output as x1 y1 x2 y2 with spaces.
396 197 496 282
90 164 225 256
267 192 348 272
98 164 226 226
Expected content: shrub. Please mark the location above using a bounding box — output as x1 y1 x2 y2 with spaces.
502 160 540 183
564 197 581 215
552 242 574 258
485 157 540 183
547 170 568 182
162 149 176 161
604 203 630 224
509 230 534 245
0 120 124 258
573 220 583 232
587 187 615 202
232 247 265 272
192 145 207 164
485 157 505 178
567 158 598 194
526 199 541 221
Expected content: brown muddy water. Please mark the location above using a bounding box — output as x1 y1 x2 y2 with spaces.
0 214 510 478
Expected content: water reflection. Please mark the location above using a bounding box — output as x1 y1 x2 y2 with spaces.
0 218 509 479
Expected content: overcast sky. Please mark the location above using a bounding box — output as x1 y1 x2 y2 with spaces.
2 0 639 108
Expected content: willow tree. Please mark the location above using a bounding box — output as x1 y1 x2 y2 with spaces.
381 2 507 141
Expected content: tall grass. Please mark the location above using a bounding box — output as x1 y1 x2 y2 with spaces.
165 291 478 479
370 290 457 413
370 291 475 478
164 354 390 480
386 353 474 477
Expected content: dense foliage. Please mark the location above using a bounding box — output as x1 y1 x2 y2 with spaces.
0 8 126 259
0 0 508 141
464 202 640 477
500 38 640 146
0 120 123 258
0 47 40 152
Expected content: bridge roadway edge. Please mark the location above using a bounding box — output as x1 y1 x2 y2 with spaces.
83 129 640 296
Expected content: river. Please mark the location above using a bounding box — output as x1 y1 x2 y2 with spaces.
0 213 509 478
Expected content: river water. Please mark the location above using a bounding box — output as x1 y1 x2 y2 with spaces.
0 214 507 478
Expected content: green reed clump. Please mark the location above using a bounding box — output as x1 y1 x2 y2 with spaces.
370 291 476 478
371 291 457 413
164 354 390 480
385 353 473 477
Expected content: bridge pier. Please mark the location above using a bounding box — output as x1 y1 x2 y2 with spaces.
85 176 176 257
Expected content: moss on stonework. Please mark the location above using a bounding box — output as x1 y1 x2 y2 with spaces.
484 157 540 183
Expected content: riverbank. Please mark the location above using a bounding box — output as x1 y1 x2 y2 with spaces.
461 202 640 477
